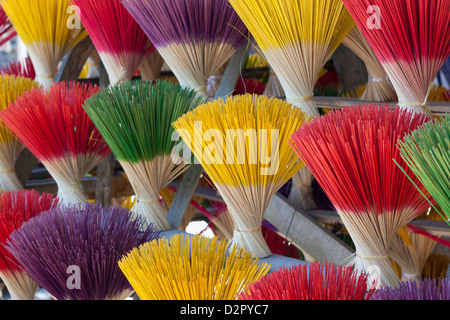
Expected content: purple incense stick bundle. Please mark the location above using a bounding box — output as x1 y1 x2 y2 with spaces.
6 202 161 300
371 278 450 300
121 0 249 98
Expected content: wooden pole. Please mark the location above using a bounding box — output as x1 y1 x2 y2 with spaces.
94 58 115 205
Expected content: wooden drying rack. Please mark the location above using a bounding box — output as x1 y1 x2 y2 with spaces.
17 38 450 269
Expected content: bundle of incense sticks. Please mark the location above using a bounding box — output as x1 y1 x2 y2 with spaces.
83 80 204 230
0 75 39 191
422 253 450 279
397 115 450 222
234 78 267 96
342 25 396 102
173 94 312 258
200 200 235 240
229 0 355 213
342 0 450 116
0 190 57 300
0 82 111 206
371 278 450 300
239 262 376 300
264 67 286 99
206 64 227 100
0 7 16 47
389 207 444 281
6 202 160 300
118 234 270 300
139 50 165 82
121 0 249 98
290 105 432 288
72 0 155 85
0 57 36 80
229 0 355 117
1 0 88 88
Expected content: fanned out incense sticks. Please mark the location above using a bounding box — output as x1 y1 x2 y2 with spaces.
371 278 450 300
239 262 376 300
6 202 160 300
264 67 285 99
389 207 444 282
0 57 36 80
173 94 312 258
290 105 432 288
202 201 235 240
428 85 450 102
83 80 204 231
229 0 355 117
229 0 354 213
72 0 155 85
1 0 88 88
121 0 249 98
118 234 270 300
0 82 111 206
422 253 450 279
139 50 165 82
206 64 227 100
0 190 58 300
234 78 267 96
397 115 450 222
342 0 450 116
0 7 16 47
0 75 39 191
342 25 396 102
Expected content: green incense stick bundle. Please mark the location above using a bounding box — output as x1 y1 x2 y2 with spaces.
397 116 450 223
83 80 204 230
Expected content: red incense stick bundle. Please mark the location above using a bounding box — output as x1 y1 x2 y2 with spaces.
342 0 450 116
0 190 57 300
72 0 155 85
290 105 432 288
0 7 15 47
0 82 111 206
0 57 36 80
239 262 376 300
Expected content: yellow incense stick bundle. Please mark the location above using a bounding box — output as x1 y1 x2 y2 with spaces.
0 75 39 191
173 94 312 258
118 234 270 300
342 26 397 102
229 0 355 117
1 0 88 88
